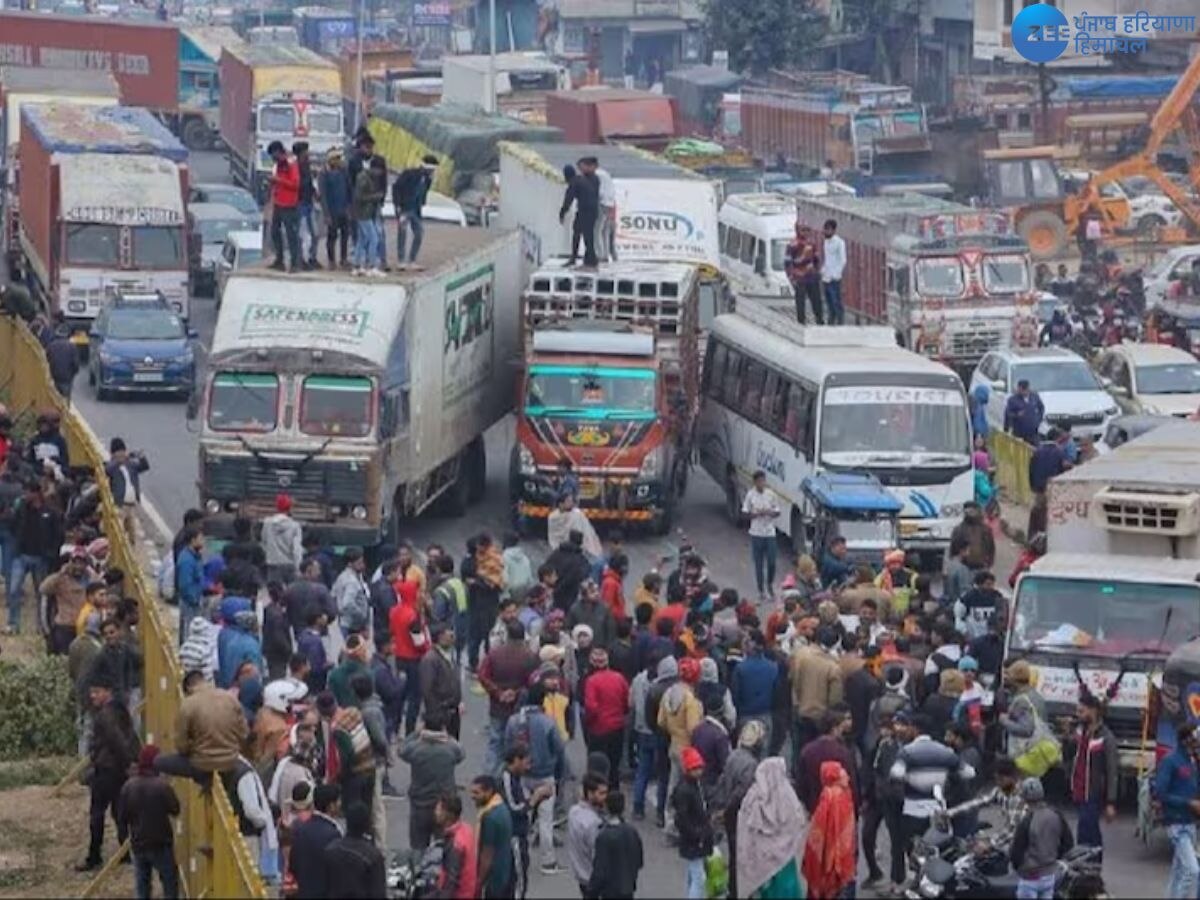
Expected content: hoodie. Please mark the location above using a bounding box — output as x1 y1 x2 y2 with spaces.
658 679 702 751
179 617 220 682
260 513 303 568
697 657 737 727
502 546 534 601
970 383 990 438
217 610 264 688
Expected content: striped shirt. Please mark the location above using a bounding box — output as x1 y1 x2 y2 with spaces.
889 735 976 819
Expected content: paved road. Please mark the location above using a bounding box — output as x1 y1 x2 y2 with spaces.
65 149 1171 899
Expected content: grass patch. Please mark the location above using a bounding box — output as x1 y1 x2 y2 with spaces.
0 757 75 792
0 821 46 890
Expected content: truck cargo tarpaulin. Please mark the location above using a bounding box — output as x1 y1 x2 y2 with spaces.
614 178 719 267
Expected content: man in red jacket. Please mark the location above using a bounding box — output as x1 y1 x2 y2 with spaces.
600 554 628 625
267 140 301 272
583 647 629 790
389 579 428 735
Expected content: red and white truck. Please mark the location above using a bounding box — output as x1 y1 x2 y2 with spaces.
16 104 190 338
793 193 1039 372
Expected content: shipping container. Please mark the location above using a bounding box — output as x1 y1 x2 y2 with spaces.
293 5 357 57
0 10 179 110
664 65 742 137
441 53 568 124
545 89 678 150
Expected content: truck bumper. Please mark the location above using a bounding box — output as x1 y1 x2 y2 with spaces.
515 472 667 521
201 511 379 547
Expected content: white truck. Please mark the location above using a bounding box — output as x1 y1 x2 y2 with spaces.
1008 420 1200 774
194 225 523 547
497 140 722 280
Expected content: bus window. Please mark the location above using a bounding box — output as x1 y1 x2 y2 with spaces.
760 370 780 426
739 234 756 267
706 342 728 401
740 360 766 416
722 348 742 402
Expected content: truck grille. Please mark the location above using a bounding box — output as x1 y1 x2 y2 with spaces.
205 456 369 510
1045 412 1103 428
949 327 1003 360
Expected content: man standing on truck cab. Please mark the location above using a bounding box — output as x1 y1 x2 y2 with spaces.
293 142 320 271
267 141 301 273
320 149 351 269
785 223 825 325
821 219 846 325
392 155 439 269
560 158 600 268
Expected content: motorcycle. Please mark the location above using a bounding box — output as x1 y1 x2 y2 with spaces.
387 845 443 900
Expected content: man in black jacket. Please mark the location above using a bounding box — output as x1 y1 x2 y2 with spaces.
671 746 714 898
587 790 644 898
118 745 181 899
392 155 438 267
323 802 387 899
546 531 591 613
79 676 140 871
106 438 149 547
45 325 79 403
291 783 343 899
559 157 600 267
10 482 62 634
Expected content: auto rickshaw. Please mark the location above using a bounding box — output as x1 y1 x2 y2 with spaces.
800 472 903 568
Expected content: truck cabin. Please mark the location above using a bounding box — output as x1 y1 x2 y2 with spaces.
982 146 1069 206
892 212 1033 302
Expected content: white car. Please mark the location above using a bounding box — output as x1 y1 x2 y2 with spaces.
1095 342 1200 417
214 230 263 307
1144 243 1200 312
970 346 1119 440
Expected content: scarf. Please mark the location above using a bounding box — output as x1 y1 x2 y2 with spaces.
737 757 808 899
802 761 857 899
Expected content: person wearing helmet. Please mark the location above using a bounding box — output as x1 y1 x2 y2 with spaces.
254 679 307 768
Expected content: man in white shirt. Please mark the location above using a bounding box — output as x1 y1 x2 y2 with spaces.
741 469 781 601
821 218 847 325
594 167 617 262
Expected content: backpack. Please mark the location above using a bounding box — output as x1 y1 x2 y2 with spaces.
158 547 176 602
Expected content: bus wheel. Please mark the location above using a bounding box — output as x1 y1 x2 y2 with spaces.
789 509 808 557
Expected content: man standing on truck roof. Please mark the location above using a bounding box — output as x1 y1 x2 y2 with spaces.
595 164 617 263
320 149 351 269
821 219 846 326
293 142 320 271
785 223 825 326
267 141 301 273
560 158 600 269
392 155 439 269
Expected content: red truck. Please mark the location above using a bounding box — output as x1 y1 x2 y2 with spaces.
545 89 678 150
16 103 191 335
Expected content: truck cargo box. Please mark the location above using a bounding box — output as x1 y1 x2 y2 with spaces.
545 89 678 149
664 65 743 136
0 66 120 164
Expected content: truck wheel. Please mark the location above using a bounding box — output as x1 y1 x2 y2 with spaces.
182 119 212 152
1018 211 1067 259
653 487 676 536
444 456 471 518
465 437 487 503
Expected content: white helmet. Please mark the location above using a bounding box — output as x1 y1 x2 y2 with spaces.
263 679 307 714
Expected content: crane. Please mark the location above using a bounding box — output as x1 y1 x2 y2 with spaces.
1065 51 1200 240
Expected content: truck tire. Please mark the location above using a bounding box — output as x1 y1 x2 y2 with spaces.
182 118 212 152
1018 211 1068 259
444 455 471 518
465 437 487 504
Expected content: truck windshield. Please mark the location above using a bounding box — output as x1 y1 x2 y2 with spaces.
981 254 1029 294
307 109 342 135
915 257 965 296
208 373 279 433
133 227 184 268
300 375 373 437
66 223 120 265
1011 575 1200 657
260 105 294 133
525 365 656 420
1011 362 1100 392
820 385 970 461
770 239 789 271
1136 363 1200 395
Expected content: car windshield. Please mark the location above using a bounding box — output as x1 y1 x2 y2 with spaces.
260 105 294 133
1136 363 1200 395
132 227 184 267
198 218 257 245
66 223 120 265
204 189 258 216
307 109 342 135
820 385 971 460
208 373 278 432
1011 576 1200 657
770 238 789 271
106 308 185 340
300 375 373 437
525 366 656 419
915 257 964 296
982 254 1029 294
1012 361 1100 392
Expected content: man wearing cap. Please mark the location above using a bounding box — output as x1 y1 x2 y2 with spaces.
105 437 149 547
118 745 181 898
582 647 629 791
80 675 140 871
392 155 439 268
671 746 713 899
261 494 304 586
319 149 352 268
1011 777 1073 900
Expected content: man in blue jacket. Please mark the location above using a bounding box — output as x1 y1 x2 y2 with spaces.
176 527 206 645
505 682 566 875
1004 380 1045 445
319 149 351 268
731 630 777 743
1155 722 1200 899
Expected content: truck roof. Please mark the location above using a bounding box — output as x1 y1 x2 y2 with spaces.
504 141 704 181
59 153 186 226
1028 552 1200 583
21 103 187 162
446 52 561 74
181 25 246 62
1052 421 1200 490
0 67 120 97
223 43 335 69
796 191 966 222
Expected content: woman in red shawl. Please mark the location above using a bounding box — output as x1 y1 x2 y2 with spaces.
802 760 857 899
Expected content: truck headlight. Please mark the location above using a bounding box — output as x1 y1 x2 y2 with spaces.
1104 405 1118 416
205 499 221 514
518 445 536 475
638 446 662 480
351 505 368 520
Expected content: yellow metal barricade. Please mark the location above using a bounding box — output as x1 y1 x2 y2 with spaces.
988 429 1035 508
0 317 265 899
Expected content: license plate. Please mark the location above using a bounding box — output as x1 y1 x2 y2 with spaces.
899 521 920 537
70 332 89 346
133 372 164 383
579 479 601 500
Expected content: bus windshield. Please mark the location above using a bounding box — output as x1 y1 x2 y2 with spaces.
1011 576 1200 657
525 365 656 420
982 254 1029 294
915 257 964 296
208 373 279 432
820 385 970 464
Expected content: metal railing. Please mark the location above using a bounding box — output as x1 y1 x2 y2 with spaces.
0 317 266 899
989 428 1035 508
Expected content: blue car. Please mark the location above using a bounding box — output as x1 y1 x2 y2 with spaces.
88 295 197 401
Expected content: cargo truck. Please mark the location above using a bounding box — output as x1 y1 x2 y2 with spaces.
194 225 522 546
293 6 358 57
15 104 190 341
545 89 679 150
511 260 704 534
178 26 246 151
1008 421 1200 778
441 53 568 123
218 43 343 197
792 193 1039 372
1 67 119 273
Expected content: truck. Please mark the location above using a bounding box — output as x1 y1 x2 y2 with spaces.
498 141 721 275
792 193 1040 372
545 89 679 150
1 67 119 272
510 260 704 533
194 225 523 546
177 26 246 151
293 6 357 57
1008 421 1200 778
441 53 568 123
663 65 743 140
218 43 343 197
16 104 190 338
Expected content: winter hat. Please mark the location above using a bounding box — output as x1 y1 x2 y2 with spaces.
1006 659 1033 685
678 657 701 684
884 549 906 566
572 623 594 645
885 666 908 691
655 656 679 681
703 692 725 717
1019 777 1045 803
939 668 966 698
681 746 705 771
539 644 565 665
137 745 160 774
276 493 293 513
958 656 979 672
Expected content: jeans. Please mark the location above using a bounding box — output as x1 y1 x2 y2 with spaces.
8 553 46 631
824 279 845 324
749 535 777 595
655 734 671 820
396 657 422 735
1077 799 1103 858
88 768 128 864
270 206 301 269
299 202 318 262
570 215 598 266
134 845 179 899
375 214 387 268
861 798 905 884
596 206 616 261
1166 823 1199 899
632 731 656 814
590 729 623 791
1016 873 1056 900
485 715 507 775
0 526 14 608
685 857 706 899
410 802 437 850
354 217 380 269
396 210 424 263
326 212 350 265
523 774 557 867
794 280 824 324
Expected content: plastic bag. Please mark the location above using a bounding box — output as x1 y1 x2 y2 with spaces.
705 846 729 898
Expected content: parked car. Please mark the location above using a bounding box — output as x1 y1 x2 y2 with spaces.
1144 243 1200 311
215 230 263 307
190 202 262 296
1096 413 1175 454
1094 342 1200 417
970 346 1118 440
188 182 260 216
87 293 197 401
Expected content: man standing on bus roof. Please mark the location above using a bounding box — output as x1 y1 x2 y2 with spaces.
821 219 846 325
785 223 825 326
742 470 782 602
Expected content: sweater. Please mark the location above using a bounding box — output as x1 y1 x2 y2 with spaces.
260 513 303 568
118 774 180 852
398 731 465 807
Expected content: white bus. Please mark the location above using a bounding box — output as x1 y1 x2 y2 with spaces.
696 302 974 562
718 193 796 301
